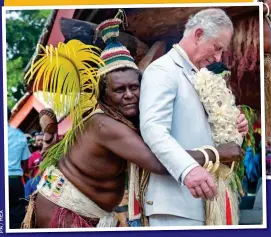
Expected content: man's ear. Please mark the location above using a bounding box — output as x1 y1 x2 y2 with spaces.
194 28 204 44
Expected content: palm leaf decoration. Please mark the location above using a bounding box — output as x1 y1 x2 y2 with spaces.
240 105 256 154
25 40 104 172
234 105 257 194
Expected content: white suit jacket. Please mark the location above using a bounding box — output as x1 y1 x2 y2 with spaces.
139 48 215 221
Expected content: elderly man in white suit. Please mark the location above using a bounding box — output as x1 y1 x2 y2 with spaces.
139 8 249 226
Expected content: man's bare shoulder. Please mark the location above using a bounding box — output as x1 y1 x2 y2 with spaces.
89 113 135 139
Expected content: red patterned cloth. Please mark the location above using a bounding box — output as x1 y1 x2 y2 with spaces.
49 206 100 228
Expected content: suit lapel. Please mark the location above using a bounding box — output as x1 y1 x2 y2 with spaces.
168 48 196 86
168 48 208 116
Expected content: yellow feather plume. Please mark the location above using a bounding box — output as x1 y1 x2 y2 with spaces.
24 40 104 171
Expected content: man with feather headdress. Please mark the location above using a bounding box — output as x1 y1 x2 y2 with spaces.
22 12 171 228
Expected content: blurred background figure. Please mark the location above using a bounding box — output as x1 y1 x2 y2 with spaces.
24 131 43 200
29 131 44 153
25 134 35 153
27 131 43 179
7 107 31 229
33 132 44 152
25 108 59 200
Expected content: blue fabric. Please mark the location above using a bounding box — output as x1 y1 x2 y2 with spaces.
127 218 142 227
24 176 41 200
8 125 31 176
244 146 261 182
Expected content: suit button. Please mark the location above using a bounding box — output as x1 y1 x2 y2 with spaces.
146 200 153 205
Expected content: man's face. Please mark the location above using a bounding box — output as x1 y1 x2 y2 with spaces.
105 69 140 119
193 28 232 69
35 134 43 149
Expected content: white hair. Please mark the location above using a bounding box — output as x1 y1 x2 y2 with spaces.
183 8 233 38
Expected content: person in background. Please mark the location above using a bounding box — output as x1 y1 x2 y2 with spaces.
27 132 43 179
34 132 44 152
8 107 31 229
25 108 59 200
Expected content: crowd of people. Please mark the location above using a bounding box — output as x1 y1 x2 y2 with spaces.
8 108 60 229
8 109 41 228
7 8 262 229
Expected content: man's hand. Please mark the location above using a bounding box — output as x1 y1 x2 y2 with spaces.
237 113 248 137
183 166 217 200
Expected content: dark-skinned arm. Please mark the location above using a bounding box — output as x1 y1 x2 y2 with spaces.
96 115 168 175
95 115 241 175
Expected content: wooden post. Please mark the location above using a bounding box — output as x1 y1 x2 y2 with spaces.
138 41 166 72
60 17 149 64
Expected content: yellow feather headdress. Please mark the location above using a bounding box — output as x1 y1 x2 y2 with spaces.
24 40 104 172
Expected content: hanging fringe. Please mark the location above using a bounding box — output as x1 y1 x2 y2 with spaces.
21 192 38 228
205 165 240 225
127 162 141 221
139 169 150 226
223 16 259 93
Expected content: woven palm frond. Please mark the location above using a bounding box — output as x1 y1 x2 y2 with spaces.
25 39 104 172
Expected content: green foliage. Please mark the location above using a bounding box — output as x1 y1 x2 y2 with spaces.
6 10 52 109
7 57 24 108
240 105 257 154
6 10 52 63
227 105 255 195
233 105 258 195
235 160 245 180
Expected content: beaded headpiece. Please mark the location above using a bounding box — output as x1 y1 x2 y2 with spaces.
96 9 138 76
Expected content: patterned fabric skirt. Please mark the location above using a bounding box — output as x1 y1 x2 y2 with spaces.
21 192 100 228
49 206 100 228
